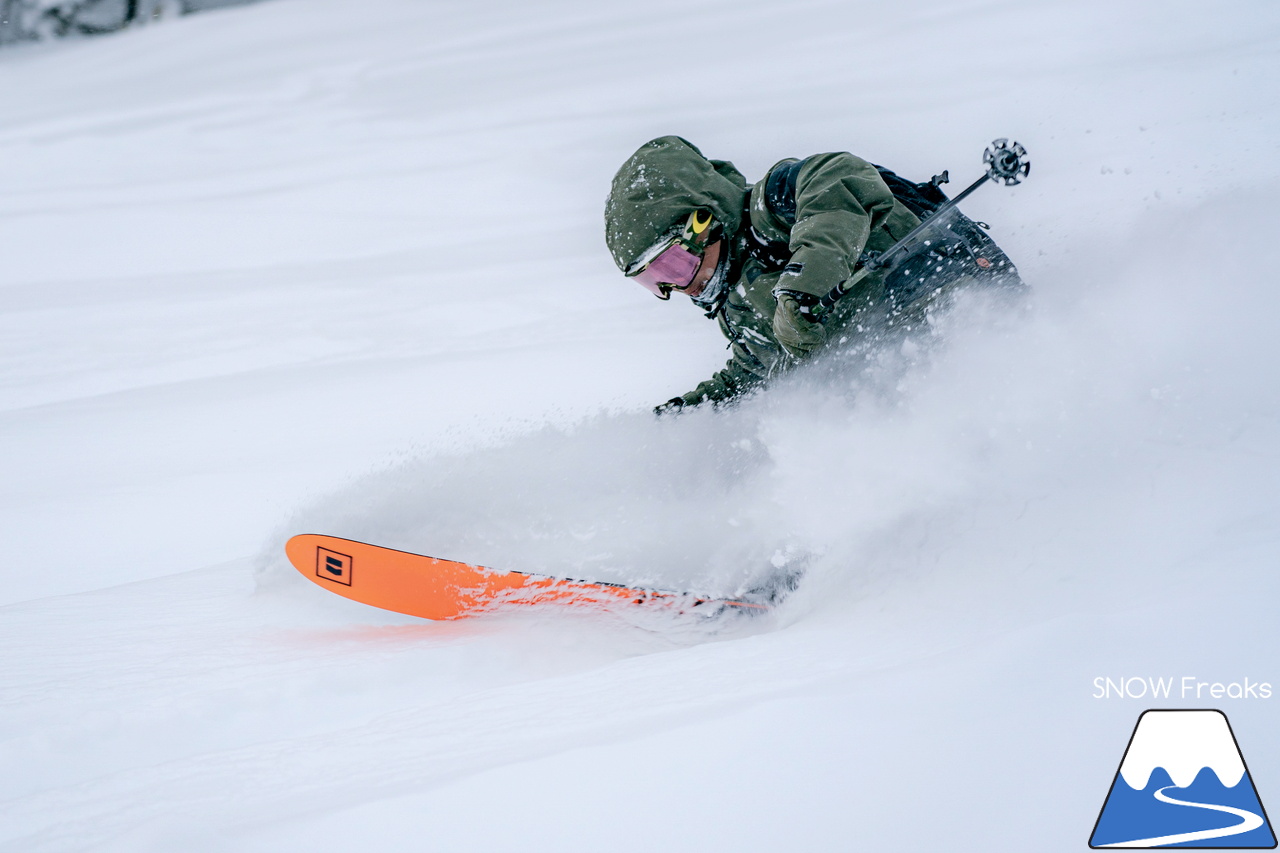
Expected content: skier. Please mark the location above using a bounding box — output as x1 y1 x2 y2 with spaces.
604 135 1021 414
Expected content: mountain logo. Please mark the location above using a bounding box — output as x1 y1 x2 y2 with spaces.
1090 709 1276 848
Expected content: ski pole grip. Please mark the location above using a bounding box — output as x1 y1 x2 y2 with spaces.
819 266 871 315
817 288 841 316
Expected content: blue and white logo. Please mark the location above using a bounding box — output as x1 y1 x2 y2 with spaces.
1091 709 1276 848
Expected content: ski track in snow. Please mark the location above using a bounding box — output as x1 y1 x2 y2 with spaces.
1 0 1279 850
1099 786 1265 848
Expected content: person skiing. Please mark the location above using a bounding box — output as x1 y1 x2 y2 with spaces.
603 135 1021 414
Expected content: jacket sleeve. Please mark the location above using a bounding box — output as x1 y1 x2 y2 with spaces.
773 152 899 299
679 354 764 406
679 321 779 404
678 290 783 405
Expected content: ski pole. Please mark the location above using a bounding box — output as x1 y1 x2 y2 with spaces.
815 138 1030 316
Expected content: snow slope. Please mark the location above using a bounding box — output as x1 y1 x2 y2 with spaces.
1 0 1278 849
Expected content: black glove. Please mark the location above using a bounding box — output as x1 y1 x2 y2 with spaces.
653 397 686 417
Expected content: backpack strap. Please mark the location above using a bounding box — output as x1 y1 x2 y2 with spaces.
763 158 805 226
741 191 792 273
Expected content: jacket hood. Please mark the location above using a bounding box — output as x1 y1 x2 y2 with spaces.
604 136 747 272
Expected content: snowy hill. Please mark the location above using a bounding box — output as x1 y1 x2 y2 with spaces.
1 0 1278 849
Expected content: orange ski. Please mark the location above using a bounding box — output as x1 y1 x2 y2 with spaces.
285 534 770 621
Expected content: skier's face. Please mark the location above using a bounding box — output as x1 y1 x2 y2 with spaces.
678 238 722 299
625 210 719 299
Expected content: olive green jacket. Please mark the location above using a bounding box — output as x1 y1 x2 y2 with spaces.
605 137 920 406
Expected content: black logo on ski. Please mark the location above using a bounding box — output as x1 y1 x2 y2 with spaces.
316 547 353 586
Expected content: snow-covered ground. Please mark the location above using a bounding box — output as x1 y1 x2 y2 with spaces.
2 0 1278 849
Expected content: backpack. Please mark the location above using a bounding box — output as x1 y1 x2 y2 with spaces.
871 165 950 221
761 156 951 227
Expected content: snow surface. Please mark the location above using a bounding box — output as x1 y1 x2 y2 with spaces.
1 0 1279 849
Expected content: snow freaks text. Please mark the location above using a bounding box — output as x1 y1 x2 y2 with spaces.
1093 677 1273 700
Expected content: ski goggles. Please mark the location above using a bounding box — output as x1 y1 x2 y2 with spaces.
625 210 716 299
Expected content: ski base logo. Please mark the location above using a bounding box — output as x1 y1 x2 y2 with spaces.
1090 709 1276 848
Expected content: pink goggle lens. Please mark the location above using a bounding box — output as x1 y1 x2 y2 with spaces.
629 242 701 297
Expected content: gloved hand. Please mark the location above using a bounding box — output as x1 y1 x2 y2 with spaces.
653 397 686 417
773 290 826 359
